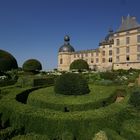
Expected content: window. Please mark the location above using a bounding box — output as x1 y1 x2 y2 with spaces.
137 35 140 43
85 53 88 57
77 54 79 57
116 39 120 46
109 58 112 62
116 48 119 54
109 50 112 56
138 28 140 33
109 45 112 48
126 46 130 53
137 54 140 60
126 37 130 44
96 51 99 56
126 55 130 61
74 54 76 58
91 53 94 57
81 54 83 58
102 51 105 56
116 56 119 62
60 58 63 64
96 58 99 63
137 45 140 52
126 31 129 35
102 58 105 63
91 58 94 63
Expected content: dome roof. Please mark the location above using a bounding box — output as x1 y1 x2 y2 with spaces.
0 49 18 71
104 29 114 41
59 35 75 52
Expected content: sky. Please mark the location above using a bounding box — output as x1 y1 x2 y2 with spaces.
0 0 140 70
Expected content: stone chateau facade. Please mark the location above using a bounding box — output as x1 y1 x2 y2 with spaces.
58 15 140 71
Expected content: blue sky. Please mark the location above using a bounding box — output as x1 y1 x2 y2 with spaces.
0 0 140 70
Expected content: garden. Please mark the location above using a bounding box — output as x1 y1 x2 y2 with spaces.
0 50 140 140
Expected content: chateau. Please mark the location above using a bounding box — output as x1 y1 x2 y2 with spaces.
58 15 140 71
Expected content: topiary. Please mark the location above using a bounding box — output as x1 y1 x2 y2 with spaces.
54 73 90 95
22 59 42 73
70 59 89 71
0 49 18 72
129 89 140 109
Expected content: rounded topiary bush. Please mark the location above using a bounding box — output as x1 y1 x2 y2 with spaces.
54 73 90 95
0 49 18 72
70 59 89 71
22 59 42 72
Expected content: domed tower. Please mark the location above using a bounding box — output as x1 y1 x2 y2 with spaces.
58 35 75 71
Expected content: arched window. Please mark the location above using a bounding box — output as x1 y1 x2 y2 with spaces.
60 58 63 64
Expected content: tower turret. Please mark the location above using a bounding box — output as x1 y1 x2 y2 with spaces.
58 35 75 71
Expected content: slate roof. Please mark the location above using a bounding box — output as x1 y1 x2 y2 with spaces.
59 35 75 52
117 15 140 32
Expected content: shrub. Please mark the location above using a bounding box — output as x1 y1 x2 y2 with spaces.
54 73 90 95
121 119 140 140
95 79 113 86
70 59 89 71
0 127 22 140
12 133 50 140
92 130 108 140
129 89 140 109
100 72 117 80
17 75 56 88
0 49 18 72
0 86 130 140
22 59 42 72
33 76 56 87
104 128 125 140
27 85 118 111
62 131 74 140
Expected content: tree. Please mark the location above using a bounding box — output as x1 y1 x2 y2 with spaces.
22 59 42 73
0 49 18 72
54 73 90 95
70 59 89 71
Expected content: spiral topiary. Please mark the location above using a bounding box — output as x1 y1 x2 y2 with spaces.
70 59 89 71
54 73 90 95
22 59 42 72
0 49 18 72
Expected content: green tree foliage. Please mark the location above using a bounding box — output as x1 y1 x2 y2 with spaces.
70 59 89 71
0 49 18 72
22 59 42 72
129 89 140 109
54 73 90 95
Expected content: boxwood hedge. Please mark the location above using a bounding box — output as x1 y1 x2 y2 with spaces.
0 85 131 140
27 85 122 111
121 119 140 140
12 133 50 140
